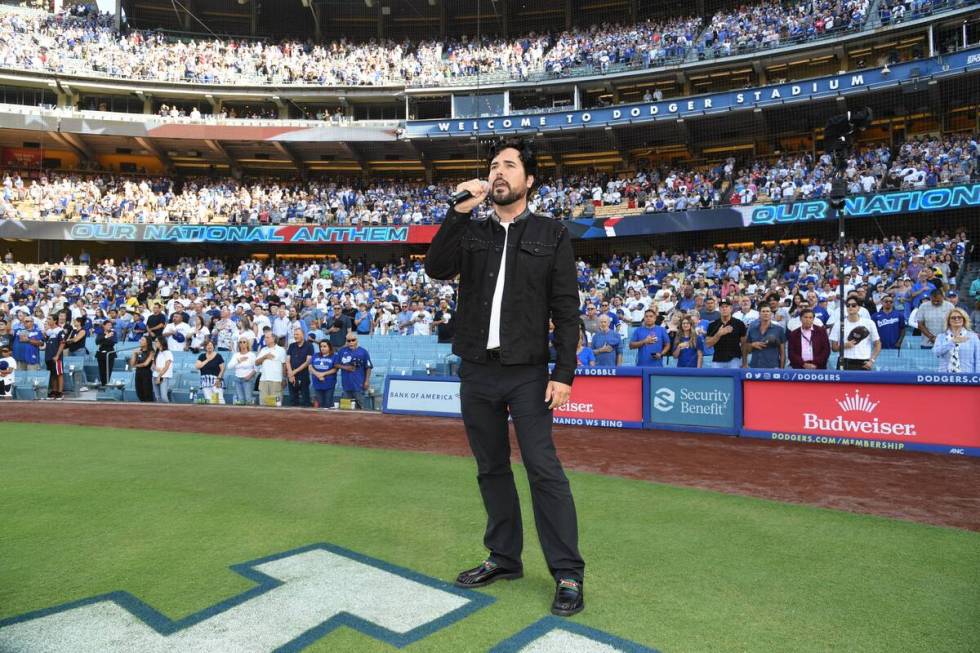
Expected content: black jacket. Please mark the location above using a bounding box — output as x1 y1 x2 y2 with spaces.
424 207 580 385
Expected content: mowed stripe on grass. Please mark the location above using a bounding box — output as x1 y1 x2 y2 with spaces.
1 423 978 653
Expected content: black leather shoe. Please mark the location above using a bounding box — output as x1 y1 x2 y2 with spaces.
454 560 523 588
551 578 584 616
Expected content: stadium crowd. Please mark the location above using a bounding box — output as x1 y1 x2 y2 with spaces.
0 229 976 403
697 0 870 59
2 133 977 224
0 0 953 90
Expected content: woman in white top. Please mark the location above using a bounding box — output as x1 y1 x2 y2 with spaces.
152 337 174 403
230 338 257 405
237 316 256 350
188 315 210 354
933 308 980 374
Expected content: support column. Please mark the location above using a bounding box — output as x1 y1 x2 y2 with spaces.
928 24 935 57
440 1 447 39
182 0 195 31
565 0 572 30
114 0 122 31
573 84 581 110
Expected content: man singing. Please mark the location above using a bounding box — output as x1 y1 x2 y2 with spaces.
424 138 586 617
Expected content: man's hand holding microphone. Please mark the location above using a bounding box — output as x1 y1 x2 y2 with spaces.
451 179 491 214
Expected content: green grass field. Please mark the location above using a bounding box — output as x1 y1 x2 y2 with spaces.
2 423 978 652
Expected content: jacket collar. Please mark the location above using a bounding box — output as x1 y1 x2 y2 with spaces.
491 206 532 225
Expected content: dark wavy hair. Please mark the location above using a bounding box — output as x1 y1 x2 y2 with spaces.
487 137 538 191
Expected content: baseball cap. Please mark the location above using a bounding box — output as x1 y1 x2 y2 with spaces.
719 298 732 306
947 290 958 297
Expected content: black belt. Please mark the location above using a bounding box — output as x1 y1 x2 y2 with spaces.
486 348 502 361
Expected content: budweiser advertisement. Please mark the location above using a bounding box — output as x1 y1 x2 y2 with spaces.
552 369 644 429
742 374 980 456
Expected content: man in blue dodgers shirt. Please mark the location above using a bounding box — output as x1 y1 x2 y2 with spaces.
871 294 906 349
335 333 372 409
630 309 670 366
12 314 42 371
590 315 621 367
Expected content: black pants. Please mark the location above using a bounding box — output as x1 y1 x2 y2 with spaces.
459 359 585 582
842 358 870 371
135 368 154 402
97 350 116 385
288 373 311 407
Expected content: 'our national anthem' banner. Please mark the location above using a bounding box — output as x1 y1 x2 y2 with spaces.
2 184 978 245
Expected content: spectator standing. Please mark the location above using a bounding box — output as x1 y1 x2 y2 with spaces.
871 296 906 349
163 313 191 352
916 289 953 349
336 333 372 409
354 303 373 335
213 309 239 352
188 315 210 354
194 339 225 403
630 309 670 367
255 331 287 406
129 335 155 402
0 344 15 399
830 299 881 370
434 301 455 344
0 320 12 352
933 308 980 373
13 315 42 371
146 304 167 341
581 305 600 340
230 338 257 405
43 317 65 399
412 302 434 336
95 319 117 386
64 317 88 355
152 337 174 402
310 340 339 408
286 327 313 407
788 309 830 369
705 299 746 369
590 315 621 366
733 296 758 326
272 307 291 345
672 316 704 368
743 306 786 369
129 311 148 343
766 294 791 332
970 276 980 302
700 296 721 323
328 309 353 349
575 329 596 367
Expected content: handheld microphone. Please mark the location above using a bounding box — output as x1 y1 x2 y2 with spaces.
449 181 490 207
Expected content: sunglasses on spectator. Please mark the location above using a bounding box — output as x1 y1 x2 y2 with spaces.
346 338 357 342
950 315 964 320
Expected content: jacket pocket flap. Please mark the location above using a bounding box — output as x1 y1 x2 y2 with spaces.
519 242 555 256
